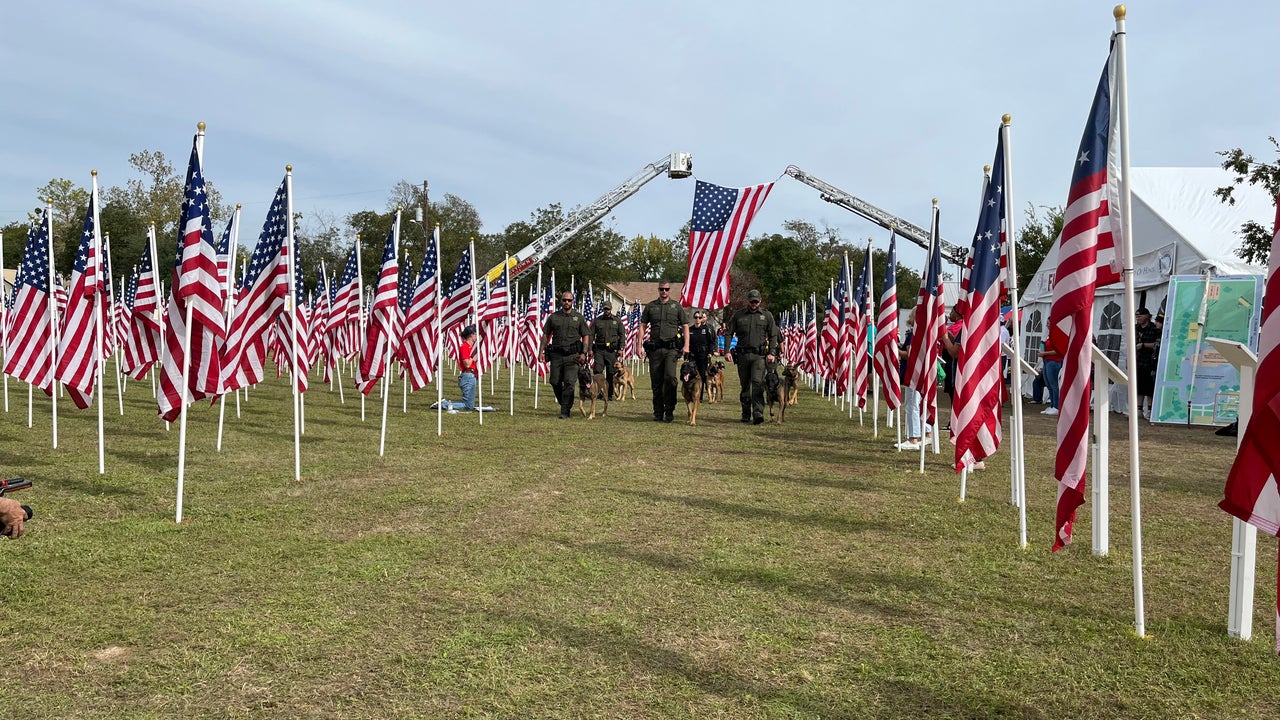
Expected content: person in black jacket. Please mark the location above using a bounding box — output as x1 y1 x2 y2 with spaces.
688 310 715 402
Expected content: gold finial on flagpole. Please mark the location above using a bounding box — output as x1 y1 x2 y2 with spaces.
932 198 938 206
286 165 292 172
236 203 242 209
1002 113 1011 125
91 169 98 177
197 122 206 132
1114 5 1126 20
984 165 991 174
396 205 403 211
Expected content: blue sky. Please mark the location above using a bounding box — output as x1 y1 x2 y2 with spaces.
1 1 1275 273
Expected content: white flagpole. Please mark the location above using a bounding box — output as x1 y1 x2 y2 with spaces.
378 210 400 457
176 124 206 524
865 237 874 429
1113 4 1146 638
0 228 6 413
1002 114 1029 549
217 204 241 451
470 240 483 425
45 202 59 448
434 225 444 436
90 172 106 474
508 257 515 416
355 236 367 421
285 168 303 479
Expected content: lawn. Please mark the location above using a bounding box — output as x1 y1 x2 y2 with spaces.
0 363 1274 719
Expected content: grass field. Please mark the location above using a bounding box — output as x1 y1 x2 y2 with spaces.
0 363 1275 719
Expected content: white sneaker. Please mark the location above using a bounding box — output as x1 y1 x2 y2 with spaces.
447 409 458 414
896 440 921 450
1043 407 1059 416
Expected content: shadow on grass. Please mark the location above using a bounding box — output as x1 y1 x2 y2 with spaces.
485 603 1046 719
612 487 895 536
559 537 931 622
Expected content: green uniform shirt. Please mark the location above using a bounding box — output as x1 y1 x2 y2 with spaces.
641 299 688 342
542 310 589 351
728 307 780 354
590 315 626 350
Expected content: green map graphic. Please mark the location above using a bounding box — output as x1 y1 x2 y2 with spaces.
1152 275 1262 425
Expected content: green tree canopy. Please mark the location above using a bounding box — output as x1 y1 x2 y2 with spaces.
1216 136 1279 266
620 233 684 281
1014 203 1064 296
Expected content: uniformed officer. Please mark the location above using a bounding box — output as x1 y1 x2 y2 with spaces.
640 281 690 422
540 290 590 419
688 310 715 402
589 299 626 400
726 289 781 425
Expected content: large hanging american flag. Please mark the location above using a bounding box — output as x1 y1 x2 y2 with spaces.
157 135 226 422
439 245 473 332
357 221 400 395
222 178 290 394
873 232 901 411
953 128 1008 472
55 187 104 409
3 212 55 393
681 180 774 309
1050 47 1122 551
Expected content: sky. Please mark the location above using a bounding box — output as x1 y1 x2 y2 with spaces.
1 1 1276 276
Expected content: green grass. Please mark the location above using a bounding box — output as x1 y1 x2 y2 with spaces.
0 364 1275 719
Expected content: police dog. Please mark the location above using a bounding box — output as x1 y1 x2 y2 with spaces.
706 360 725 403
612 360 636 400
782 365 800 407
764 363 787 424
680 359 703 426
576 361 609 419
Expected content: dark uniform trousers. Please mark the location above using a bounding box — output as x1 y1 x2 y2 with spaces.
649 346 680 415
737 351 768 417
549 352 579 410
593 349 619 397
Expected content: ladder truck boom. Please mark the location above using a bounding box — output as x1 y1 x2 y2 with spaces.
486 152 693 284
783 165 968 266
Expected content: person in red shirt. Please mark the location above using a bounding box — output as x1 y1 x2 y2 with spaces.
456 326 478 411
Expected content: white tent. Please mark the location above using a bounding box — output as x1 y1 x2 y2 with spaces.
1017 166 1271 410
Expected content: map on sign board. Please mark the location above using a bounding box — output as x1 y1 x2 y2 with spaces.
1151 274 1262 425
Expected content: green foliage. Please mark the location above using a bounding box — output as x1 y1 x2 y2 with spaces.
1216 137 1280 265
1015 203 1064 296
620 233 685 281
489 203 627 290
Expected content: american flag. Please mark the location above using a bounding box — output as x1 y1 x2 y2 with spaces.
836 261 856 397
481 264 510 323
804 296 819 377
393 253 414 364
101 233 117 358
852 251 872 407
216 212 235 303
222 178 290 394
1220 197 1280 532
55 188 104 409
157 136 226 422
581 290 595 324
125 246 162 380
331 242 362 360
520 289 540 367
54 273 68 321
874 233 901 411
624 299 642 359
681 180 774 309
120 268 154 379
953 129 1008 472
439 245 474 332
3 212 55 393
821 265 849 383
904 205 945 430
278 252 310 392
1049 49 1122 551
357 221 399 395
402 225 440 391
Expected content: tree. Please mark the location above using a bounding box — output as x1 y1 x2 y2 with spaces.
1216 137 1280 265
1014 203 1064 296
34 178 89 269
620 233 683 281
489 203 627 291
